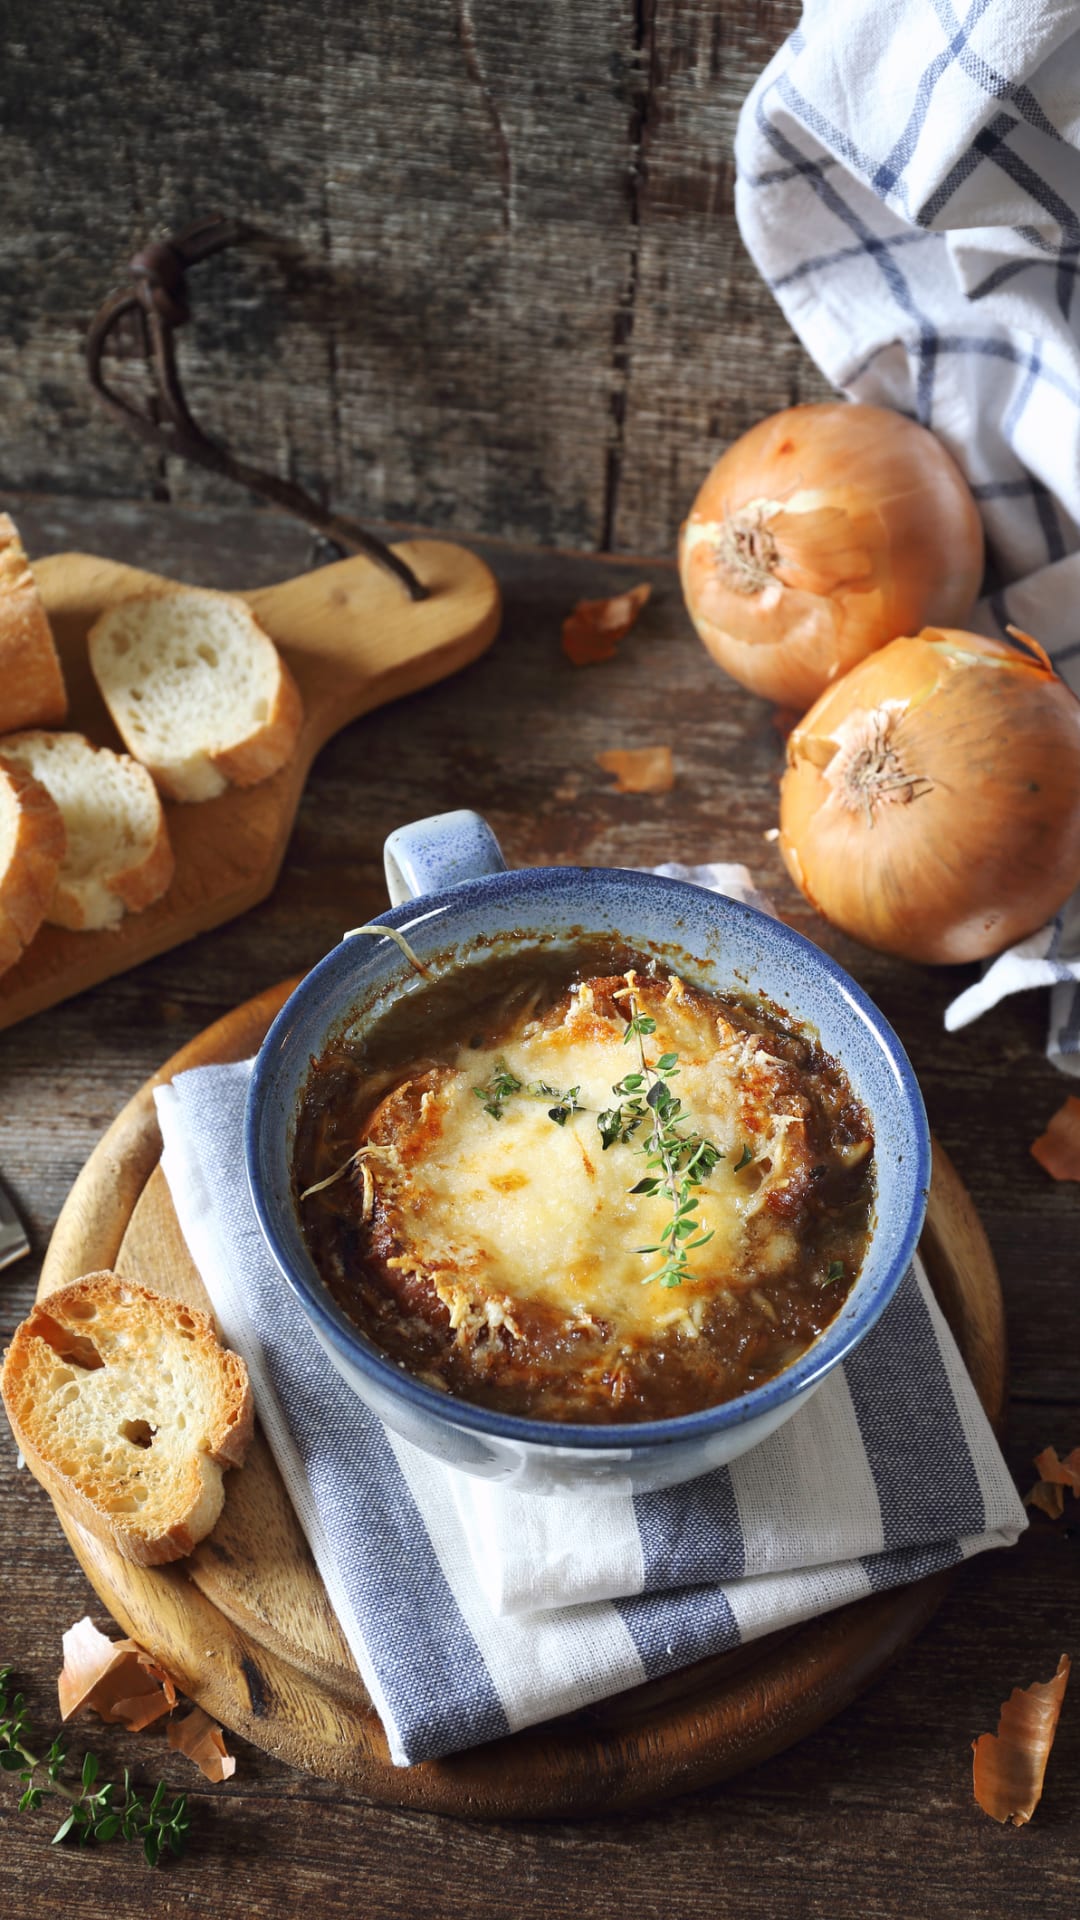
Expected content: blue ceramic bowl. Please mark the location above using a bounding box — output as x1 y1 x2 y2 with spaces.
246 810 930 1494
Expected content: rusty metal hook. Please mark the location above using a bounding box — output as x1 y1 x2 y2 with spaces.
86 214 428 601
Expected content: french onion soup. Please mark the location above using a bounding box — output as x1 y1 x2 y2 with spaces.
293 941 875 1424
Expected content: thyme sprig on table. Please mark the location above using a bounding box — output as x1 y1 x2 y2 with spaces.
0 1666 190 1867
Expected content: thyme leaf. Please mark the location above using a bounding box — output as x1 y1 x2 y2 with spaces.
597 1098 647 1149
473 1059 523 1120
543 1086 582 1126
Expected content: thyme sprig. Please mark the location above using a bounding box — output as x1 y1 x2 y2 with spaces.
0 1666 190 1867
616 1003 722 1289
597 1066 650 1149
531 1081 584 1127
474 1061 584 1126
474 1059 523 1120
472 990 726 1288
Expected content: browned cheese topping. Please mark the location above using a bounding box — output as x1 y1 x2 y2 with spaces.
295 955 875 1423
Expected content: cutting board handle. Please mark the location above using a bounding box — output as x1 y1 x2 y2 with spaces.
244 538 500 763
1 539 500 1036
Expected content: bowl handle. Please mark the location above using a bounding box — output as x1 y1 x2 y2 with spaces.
383 810 508 906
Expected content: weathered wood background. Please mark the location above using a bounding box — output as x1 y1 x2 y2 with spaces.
0 0 828 553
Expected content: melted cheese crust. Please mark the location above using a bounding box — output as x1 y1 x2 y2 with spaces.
362 974 821 1349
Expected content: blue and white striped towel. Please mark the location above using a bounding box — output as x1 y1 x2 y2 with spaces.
736 0 1080 1074
153 866 1025 1767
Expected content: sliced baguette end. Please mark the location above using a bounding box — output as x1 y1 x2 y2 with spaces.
0 515 68 732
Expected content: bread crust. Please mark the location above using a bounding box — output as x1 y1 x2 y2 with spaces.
210 645 304 789
0 1271 254 1567
0 514 67 731
107 807 175 917
0 755 66 976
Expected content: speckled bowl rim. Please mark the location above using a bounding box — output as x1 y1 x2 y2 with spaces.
245 867 931 1451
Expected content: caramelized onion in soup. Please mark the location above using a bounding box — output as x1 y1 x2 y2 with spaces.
293 942 875 1424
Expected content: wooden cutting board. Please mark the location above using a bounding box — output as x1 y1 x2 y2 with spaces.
35 982 1008 1819
0 541 500 1031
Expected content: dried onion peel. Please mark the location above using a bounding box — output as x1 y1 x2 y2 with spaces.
679 403 984 711
972 1655 1070 1825
596 745 674 794
562 583 651 666
1025 1479 1066 1520
779 627 1080 963
167 1704 237 1782
57 1615 178 1731
1034 1444 1080 1494
1026 1444 1080 1518
1031 1095 1080 1181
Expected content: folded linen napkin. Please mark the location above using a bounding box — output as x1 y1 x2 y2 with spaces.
153 865 1026 1766
735 0 1080 1073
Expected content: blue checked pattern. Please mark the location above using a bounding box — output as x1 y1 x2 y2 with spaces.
736 1 1080 1074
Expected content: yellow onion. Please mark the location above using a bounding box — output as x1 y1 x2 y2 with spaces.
779 628 1080 964
679 403 984 710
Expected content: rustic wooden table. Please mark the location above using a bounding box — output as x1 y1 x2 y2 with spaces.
1 493 1077 1919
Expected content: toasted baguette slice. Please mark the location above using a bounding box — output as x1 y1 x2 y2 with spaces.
0 1273 254 1567
0 754 66 977
88 588 303 802
0 730 174 931
0 515 67 733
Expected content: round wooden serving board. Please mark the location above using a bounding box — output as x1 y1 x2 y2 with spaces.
36 983 1007 1819
0 540 500 1032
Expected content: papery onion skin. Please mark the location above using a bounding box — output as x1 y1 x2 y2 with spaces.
679 404 984 710
972 1654 1070 1826
779 628 1080 964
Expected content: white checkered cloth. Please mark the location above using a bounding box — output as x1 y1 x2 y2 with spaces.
736 0 1080 1074
153 868 1025 1767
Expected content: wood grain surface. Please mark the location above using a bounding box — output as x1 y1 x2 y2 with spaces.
0 0 829 556
33 979 1006 1816
1 494 1077 1918
0 540 499 1029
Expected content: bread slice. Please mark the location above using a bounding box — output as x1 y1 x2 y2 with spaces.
0 754 66 977
88 588 303 802
0 515 67 733
0 730 174 931
0 1272 254 1567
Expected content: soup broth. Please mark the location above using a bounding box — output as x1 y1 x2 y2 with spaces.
293 939 875 1424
